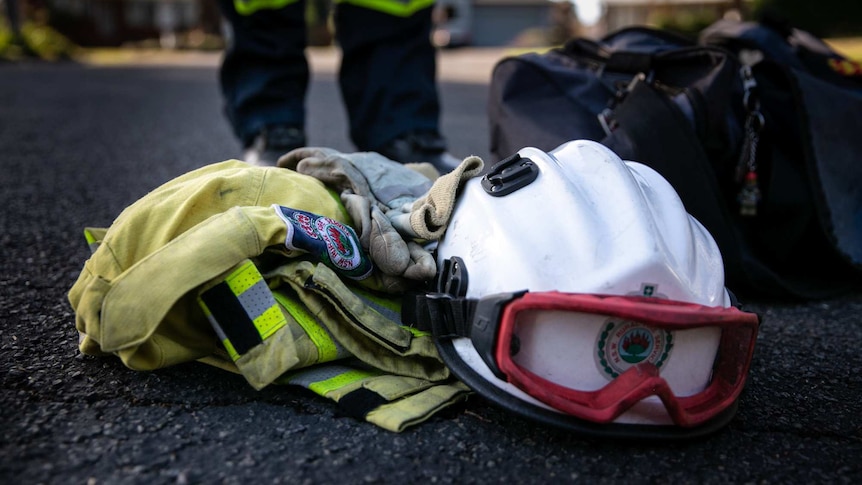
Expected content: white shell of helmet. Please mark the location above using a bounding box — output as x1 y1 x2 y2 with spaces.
435 140 733 432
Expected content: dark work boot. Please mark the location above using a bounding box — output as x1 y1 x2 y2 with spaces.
243 125 307 166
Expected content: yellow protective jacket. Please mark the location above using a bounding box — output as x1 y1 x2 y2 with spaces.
68 161 468 431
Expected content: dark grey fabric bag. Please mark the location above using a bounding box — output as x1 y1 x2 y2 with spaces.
487 20 862 299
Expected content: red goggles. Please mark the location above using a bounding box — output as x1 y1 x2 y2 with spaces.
467 292 760 428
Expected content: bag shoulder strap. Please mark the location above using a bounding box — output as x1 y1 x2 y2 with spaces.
601 79 850 298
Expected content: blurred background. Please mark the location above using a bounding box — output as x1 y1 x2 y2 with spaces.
1 0 861 62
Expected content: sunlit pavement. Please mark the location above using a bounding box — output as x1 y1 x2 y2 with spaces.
2 45 861 484
77 45 515 84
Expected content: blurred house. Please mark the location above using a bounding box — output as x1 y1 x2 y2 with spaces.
434 0 750 44
600 0 748 34
44 0 221 47
433 0 559 47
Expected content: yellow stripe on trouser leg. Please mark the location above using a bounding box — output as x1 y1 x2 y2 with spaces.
233 0 298 15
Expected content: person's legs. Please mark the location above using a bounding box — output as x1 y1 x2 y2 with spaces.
335 3 460 172
216 0 309 162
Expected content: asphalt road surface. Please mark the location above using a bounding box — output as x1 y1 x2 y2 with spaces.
2 49 861 484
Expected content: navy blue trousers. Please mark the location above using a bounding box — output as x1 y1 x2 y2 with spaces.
217 1 442 151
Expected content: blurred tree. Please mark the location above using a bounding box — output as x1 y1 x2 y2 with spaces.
652 8 717 38
752 0 862 37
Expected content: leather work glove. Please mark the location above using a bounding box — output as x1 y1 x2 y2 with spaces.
339 193 435 279
278 147 481 288
277 147 432 211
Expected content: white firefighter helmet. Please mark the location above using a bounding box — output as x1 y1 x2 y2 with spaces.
410 140 759 439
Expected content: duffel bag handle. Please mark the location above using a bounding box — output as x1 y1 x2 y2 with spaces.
562 37 656 75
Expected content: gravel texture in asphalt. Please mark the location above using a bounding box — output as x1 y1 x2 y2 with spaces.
2 55 861 483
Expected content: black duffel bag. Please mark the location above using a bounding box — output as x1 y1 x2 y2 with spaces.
487 19 862 299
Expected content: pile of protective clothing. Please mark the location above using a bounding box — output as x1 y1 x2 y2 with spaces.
68 149 483 432
69 141 761 439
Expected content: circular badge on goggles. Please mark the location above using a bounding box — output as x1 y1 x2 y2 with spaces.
596 320 673 379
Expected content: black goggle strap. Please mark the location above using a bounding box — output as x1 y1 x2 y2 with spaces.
403 292 474 337
402 290 528 380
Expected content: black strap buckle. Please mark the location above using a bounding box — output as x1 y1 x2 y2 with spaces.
436 256 468 297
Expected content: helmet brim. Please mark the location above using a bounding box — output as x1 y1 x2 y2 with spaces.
435 337 740 441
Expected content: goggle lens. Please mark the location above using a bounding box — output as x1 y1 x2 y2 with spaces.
493 293 759 427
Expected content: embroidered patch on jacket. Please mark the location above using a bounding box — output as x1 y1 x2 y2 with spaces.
273 205 373 280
